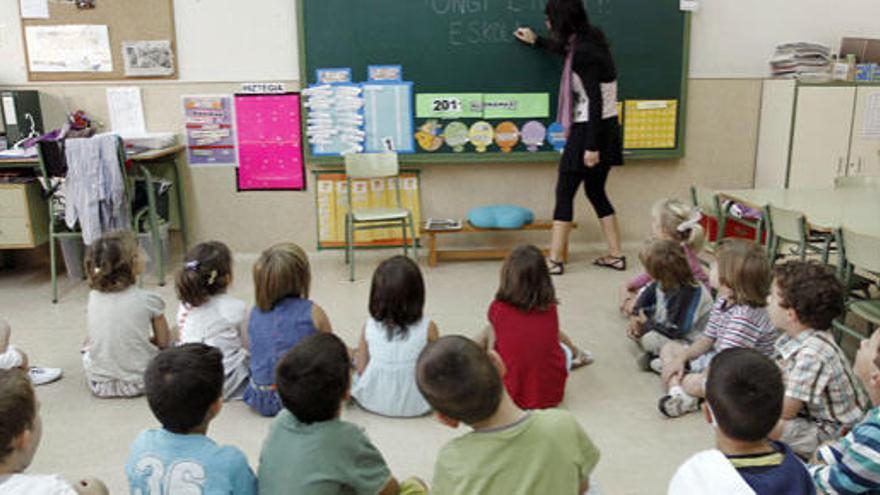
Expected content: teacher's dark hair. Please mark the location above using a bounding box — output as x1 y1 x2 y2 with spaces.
545 0 609 49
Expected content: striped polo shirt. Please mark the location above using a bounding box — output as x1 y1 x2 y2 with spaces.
811 406 880 494
703 297 777 357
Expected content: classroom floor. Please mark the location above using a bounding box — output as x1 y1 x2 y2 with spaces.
0 243 713 495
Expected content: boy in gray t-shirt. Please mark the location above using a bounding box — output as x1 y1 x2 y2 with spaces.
258 333 426 495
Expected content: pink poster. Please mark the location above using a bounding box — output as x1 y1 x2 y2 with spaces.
234 93 305 191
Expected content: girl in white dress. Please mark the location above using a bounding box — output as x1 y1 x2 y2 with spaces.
351 255 438 417
174 241 250 400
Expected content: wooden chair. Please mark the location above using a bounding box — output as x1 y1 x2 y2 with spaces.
831 227 880 342
763 204 833 266
343 152 417 281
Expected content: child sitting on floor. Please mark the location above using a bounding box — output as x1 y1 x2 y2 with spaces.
669 348 814 495
126 344 257 494
417 335 600 495
0 369 108 494
620 198 710 315
258 333 425 495
175 241 250 401
243 242 332 417
628 239 713 372
811 328 880 493
82 231 170 398
351 255 438 417
478 245 592 410
767 260 867 460
658 239 776 418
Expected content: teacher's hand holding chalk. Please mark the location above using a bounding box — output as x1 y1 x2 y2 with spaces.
514 27 537 45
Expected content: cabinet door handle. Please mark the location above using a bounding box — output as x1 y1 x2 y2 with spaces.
837 157 844 175
858 157 863 173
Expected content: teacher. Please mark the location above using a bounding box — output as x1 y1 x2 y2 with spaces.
515 0 624 275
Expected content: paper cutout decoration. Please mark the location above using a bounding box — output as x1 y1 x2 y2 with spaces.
547 122 566 152
469 121 494 153
234 93 305 191
363 83 415 153
494 122 520 153
483 93 550 119
415 120 444 152
443 122 469 152
521 121 547 152
623 100 678 149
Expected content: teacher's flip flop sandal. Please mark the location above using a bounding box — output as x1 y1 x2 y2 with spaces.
592 255 627 272
546 259 565 276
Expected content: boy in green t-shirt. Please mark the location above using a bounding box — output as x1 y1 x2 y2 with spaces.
416 335 600 495
258 333 425 495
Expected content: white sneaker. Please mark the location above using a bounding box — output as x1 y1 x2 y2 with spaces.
29 367 63 386
658 392 701 418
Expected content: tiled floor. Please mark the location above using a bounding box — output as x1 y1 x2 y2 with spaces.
0 244 712 494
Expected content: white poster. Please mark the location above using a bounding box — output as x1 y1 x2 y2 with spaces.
25 24 112 72
106 87 146 135
862 92 880 138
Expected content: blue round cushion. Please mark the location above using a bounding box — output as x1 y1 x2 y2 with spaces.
467 205 535 229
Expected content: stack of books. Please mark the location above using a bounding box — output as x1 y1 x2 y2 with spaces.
770 42 832 80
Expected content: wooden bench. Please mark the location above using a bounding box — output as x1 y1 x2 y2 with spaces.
421 221 576 267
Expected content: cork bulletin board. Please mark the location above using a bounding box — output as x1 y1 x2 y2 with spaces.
20 0 178 81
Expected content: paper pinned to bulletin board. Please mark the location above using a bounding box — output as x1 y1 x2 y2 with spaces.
234 93 305 191
183 95 236 166
25 24 112 72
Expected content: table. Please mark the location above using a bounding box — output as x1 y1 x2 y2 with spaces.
0 155 40 170
717 187 880 236
421 221 576 267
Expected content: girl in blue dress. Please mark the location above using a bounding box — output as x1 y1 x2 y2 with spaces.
243 243 332 416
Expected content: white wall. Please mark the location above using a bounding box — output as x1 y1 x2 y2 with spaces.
2 0 880 83
0 0 299 84
689 0 880 78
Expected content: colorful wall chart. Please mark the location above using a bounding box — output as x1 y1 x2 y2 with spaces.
314 172 421 248
623 100 678 149
234 93 305 191
183 95 236 166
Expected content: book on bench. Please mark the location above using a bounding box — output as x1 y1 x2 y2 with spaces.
425 218 462 231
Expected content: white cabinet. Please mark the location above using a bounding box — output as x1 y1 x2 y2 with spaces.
755 82 880 189
789 86 855 189
755 80 796 189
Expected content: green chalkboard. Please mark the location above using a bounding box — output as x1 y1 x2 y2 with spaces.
299 0 690 163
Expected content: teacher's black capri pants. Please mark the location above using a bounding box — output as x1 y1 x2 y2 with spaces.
552 123 617 222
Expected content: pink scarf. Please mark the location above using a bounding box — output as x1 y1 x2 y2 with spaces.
558 35 577 137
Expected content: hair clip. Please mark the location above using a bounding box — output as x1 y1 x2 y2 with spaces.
676 211 703 232
185 260 200 271
207 270 218 286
